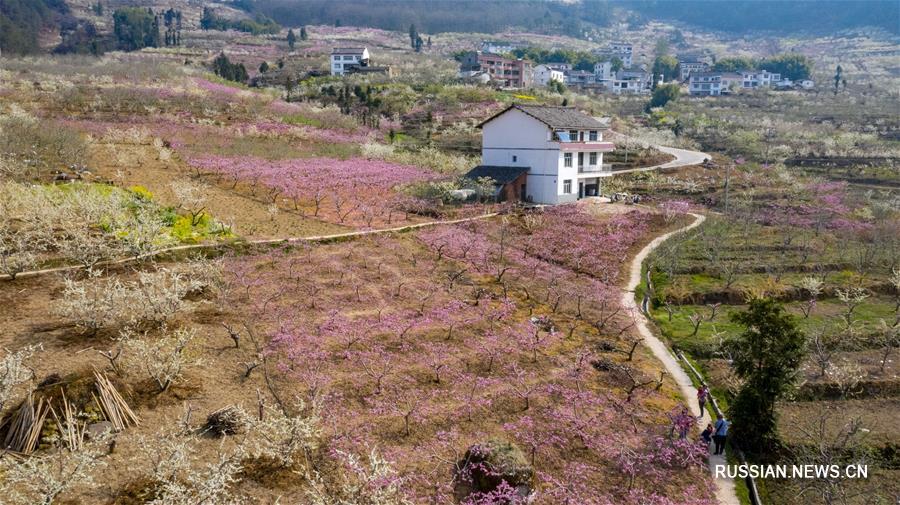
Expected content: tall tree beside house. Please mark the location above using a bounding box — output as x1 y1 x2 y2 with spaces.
726 298 806 454
647 83 680 110
651 55 679 83
286 28 296 49
713 56 755 73
759 53 812 81
653 38 670 58
610 56 624 73
300 26 308 40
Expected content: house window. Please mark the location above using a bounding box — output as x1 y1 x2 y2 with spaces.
589 152 598 165
512 155 517 162
589 131 598 141
563 153 573 167
563 179 572 194
569 130 577 141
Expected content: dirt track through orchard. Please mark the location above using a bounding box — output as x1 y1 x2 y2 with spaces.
621 212 741 505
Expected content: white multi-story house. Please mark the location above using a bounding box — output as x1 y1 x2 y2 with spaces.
533 64 565 86
594 60 614 80
678 60 709 81
595 41 633 68
330 47 369 76
689 72 724 95
468 105 615 204
565 70 595 85
609 68 652 94
690 70 767 95
739 69 782 89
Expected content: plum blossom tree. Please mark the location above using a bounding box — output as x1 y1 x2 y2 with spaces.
122 326 198 392
0 444 106 505
0 344 39 414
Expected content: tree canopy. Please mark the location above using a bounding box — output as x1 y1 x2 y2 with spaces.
713 54 812 80
113 7 158 52
726 298 806 452
648 83 681 109
0 0 69 55
652 55 679 82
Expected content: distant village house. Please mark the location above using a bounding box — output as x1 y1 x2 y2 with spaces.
331 47 368 76
533 64 565 87
458 51 532 88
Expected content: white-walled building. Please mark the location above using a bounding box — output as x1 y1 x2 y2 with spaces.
594 42 633 68
470 105 615 205
739 69 782 88
533 64 565 87
678 60 709 81
330 47 370 76
594 60 615 80
609 68 652 94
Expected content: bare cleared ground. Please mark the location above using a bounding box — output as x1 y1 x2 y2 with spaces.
89 142 347 239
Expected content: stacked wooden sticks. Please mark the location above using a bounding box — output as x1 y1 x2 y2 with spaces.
0 370 139 455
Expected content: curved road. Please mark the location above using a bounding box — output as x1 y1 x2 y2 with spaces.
607 131 711 175
622 212 741 505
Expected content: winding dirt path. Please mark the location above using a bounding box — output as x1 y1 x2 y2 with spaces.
621 212 741 505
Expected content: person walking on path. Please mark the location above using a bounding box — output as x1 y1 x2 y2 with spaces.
713 414 730 455
697 384 710 416
701 423 714 445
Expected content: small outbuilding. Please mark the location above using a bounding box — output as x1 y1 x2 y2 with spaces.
463 165 529 202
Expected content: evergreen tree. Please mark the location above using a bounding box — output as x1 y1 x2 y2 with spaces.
112 7 157 51
414 35 423 52
200 7 215 30
833 65 843 94
408 24 418 49
300 26 308 40
726 298 806 453
259 61 269 73
286 28 296 49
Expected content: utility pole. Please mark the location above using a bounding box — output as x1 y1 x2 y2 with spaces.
725 157 745 215
724 162 731 216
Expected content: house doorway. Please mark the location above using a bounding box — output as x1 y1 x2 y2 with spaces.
578 181 584 198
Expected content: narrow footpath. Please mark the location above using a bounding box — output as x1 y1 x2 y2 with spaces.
0 212 499 281
621 212 741 505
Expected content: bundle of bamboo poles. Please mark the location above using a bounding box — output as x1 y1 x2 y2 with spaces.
1 393 49 454
49 388 85 451
0 371 139 455
92 370 140 431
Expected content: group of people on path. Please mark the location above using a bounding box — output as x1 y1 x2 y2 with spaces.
695 384 730 456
